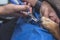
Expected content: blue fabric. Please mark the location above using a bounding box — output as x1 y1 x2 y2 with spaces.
11 17 55 40
10 0 55 40
11 23 54 40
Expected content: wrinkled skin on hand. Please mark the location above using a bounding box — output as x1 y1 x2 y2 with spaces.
40 1 60 40
40 1 60 24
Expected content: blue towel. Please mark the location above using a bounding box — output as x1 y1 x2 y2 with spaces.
10 0 55 40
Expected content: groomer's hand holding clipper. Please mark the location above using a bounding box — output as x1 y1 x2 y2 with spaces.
1 4 30 14
20 2 33 17
21 3 38 22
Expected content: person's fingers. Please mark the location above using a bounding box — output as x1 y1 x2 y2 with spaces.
54 14 60 24
21 11 28 15
23 0 38 6
40 2 49 18
49 12 56 21
21 7 32 15
49 12 60 24
49 17 55 22
3 4 27 13
14 5 30 11
3 4 30 16
55 16 60 24
29 7 32 13
43 8 49 18
50 16 60 24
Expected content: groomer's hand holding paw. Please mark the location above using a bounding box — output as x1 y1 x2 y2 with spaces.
40 1 60 40
40 1 60 24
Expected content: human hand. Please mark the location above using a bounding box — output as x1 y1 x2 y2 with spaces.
40 1 60 24
41 17 59 31
19 2 32 17
41 16 60 40
41 1 60 40
22 0 38 6
0 4 31 17
3 4 30 13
